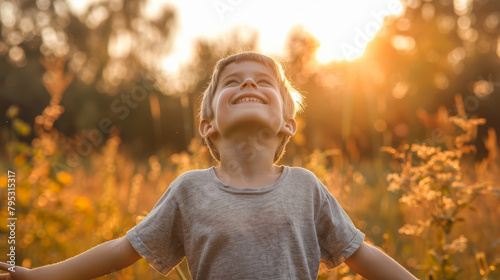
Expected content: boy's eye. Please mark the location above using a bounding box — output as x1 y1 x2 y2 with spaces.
224 80 239 86
258 79 273 86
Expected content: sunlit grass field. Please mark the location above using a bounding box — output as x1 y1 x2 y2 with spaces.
1 1 500 278
1 100 498 279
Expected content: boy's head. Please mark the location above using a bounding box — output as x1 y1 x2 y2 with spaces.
199 52 304 163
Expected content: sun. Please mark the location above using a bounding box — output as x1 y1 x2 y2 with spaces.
302 0 405 62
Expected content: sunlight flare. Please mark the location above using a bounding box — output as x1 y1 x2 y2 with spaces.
140 0 407 71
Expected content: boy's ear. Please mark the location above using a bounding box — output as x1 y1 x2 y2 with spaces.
199 119 217 138
281 118 298 137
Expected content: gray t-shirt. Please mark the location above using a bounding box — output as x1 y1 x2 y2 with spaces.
126 166 365 279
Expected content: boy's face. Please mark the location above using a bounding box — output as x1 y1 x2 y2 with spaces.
201 61 296 140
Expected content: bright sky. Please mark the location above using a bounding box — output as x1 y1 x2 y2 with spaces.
68 0 405 72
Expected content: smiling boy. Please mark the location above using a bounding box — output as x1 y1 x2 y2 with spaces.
199 56 298 189
0 52 417 280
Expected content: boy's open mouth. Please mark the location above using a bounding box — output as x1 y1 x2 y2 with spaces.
235 97 264 104
232 94 267 105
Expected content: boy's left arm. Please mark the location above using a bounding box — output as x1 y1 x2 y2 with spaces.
344 241 418 280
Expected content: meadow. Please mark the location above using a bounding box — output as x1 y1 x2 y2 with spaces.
1 0 500 279
1 94 498 279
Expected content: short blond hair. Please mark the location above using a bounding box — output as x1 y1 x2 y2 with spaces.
199 52 304 163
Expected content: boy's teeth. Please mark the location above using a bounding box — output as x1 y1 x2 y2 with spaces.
237 97 263 103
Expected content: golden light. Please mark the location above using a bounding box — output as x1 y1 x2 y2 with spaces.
309 0 404 62
69 0 406 70
150 0 406 71
162 56 180 73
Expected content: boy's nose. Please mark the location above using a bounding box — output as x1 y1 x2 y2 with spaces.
240 79 258 90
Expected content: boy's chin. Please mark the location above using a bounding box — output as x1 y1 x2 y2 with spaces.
219 117 281 137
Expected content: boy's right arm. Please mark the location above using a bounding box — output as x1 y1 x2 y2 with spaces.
0 236 142 280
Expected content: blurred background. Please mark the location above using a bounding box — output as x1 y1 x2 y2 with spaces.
1 0 499 279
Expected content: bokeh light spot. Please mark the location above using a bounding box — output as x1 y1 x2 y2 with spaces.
473 80 494 99
392 81 409 99
374 119 388 132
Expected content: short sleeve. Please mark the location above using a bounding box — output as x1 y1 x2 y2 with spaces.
316 185 365 269
126 183 185 275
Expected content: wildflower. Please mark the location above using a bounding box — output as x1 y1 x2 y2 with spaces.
386 173 401 191
398 224 425 236
448 235 468 253
442 196 455 212
400 194 418 207
380 146 397 155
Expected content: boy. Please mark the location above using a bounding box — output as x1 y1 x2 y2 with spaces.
0 52 417 279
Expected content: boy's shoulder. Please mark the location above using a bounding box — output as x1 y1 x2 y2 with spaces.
287 166 321 181
172 168 211 185
287 166 332 196
164 168 213 199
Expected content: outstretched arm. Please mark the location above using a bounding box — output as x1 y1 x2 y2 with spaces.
0 236 142 280
344 241 418 280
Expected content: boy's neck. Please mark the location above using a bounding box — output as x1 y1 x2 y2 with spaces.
214 127 284 188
